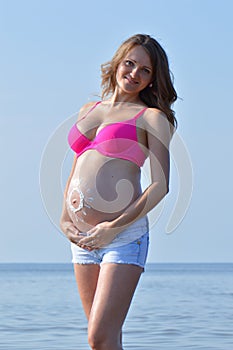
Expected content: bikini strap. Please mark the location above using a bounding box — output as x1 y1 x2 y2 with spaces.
78 101 101 121
133 107 147 120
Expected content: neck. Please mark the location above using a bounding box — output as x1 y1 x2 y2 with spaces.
110 89 142 105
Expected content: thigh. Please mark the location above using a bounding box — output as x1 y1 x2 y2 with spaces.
73 264 100 319
88 263 143 338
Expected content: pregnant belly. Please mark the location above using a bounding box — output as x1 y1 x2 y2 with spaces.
66 177 140 232
66 154 141 232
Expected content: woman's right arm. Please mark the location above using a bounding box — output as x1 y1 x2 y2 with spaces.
59 155 80 244
60 101 97 244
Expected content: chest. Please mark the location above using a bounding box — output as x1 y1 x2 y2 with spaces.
77 114 148 148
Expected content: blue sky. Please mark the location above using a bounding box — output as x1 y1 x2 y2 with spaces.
1 0 232 263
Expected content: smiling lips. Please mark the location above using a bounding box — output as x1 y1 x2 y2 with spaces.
125 75 139 85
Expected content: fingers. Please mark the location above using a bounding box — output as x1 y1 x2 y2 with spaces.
78 236 91 245
78 235 99 250
77 239 95 251
61 221 95 249
70 232 95 250
67 226 82 245
67 225 79 236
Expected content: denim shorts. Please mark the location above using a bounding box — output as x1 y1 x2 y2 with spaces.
71 218 150 269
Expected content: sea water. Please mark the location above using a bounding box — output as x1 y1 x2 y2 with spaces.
0 263 233 350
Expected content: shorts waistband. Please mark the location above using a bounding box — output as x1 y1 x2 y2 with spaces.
104 215 149 248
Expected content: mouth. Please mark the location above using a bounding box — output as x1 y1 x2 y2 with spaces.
125 76 139 85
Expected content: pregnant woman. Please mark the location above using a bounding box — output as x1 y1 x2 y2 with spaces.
60 34 177 350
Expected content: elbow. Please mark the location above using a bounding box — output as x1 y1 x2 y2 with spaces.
151 180 169 201
160 182 169 200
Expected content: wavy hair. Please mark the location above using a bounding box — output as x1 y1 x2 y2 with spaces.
101 34 177 128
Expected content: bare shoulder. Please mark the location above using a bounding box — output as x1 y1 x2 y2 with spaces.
80 101 98 111
77 101 100 121
144 107 171 130
143 107 167 123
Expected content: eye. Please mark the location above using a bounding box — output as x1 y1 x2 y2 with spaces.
143 68 151 74
124 60 134 67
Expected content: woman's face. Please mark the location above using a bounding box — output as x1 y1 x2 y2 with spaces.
116 45 153 97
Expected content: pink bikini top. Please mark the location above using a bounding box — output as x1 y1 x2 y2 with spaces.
68 101 147 167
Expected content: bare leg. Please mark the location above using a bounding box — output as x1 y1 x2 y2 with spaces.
74 263 123 346
88 263 143 350
73 264 100 319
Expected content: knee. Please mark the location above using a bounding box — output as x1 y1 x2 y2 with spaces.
88 330 114 350
88 331 105 350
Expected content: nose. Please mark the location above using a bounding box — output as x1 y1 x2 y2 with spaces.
130 66 140 79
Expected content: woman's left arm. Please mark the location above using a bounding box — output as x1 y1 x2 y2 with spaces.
79 109 173 248
110 108 172 228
